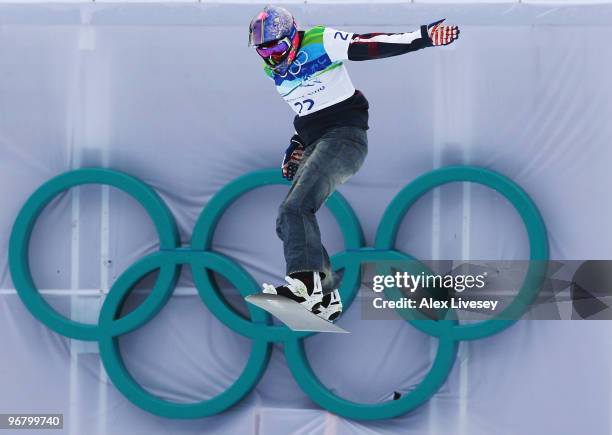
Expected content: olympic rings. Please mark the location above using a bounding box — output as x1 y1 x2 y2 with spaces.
8 165 548 420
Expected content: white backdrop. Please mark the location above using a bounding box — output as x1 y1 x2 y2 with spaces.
1 2 612 434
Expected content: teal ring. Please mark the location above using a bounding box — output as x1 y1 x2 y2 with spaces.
8 168 179 341
191 169 365 342
97 250 272 418
285 248 458 420
375 166 549 340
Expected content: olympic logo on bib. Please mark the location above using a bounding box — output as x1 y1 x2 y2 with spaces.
9 166 548 421
280 49 309 77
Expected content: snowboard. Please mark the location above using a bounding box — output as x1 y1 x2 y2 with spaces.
245 293 349 333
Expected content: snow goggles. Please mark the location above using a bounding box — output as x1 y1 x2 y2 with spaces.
255 37 291 65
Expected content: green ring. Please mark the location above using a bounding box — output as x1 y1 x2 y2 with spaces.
375 166 549 340
191 169 365 342
285 248 458 420
8 168 179 341
97 250 272 418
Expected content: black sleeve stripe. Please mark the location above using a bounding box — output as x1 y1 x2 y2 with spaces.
347 26 432 61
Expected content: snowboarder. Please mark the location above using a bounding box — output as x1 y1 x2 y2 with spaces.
249 5 460 322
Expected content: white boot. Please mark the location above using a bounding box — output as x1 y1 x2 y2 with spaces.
312 290 343 322
262 272 324 312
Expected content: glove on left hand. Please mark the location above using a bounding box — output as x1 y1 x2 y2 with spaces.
282 135 305 181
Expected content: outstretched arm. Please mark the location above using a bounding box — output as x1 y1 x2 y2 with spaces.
325 20 459 62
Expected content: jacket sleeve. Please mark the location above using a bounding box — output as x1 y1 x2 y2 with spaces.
346 26 433 61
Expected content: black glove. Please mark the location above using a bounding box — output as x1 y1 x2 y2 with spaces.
281 134 305 181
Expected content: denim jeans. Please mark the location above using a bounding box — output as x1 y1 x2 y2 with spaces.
275 126 368 291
